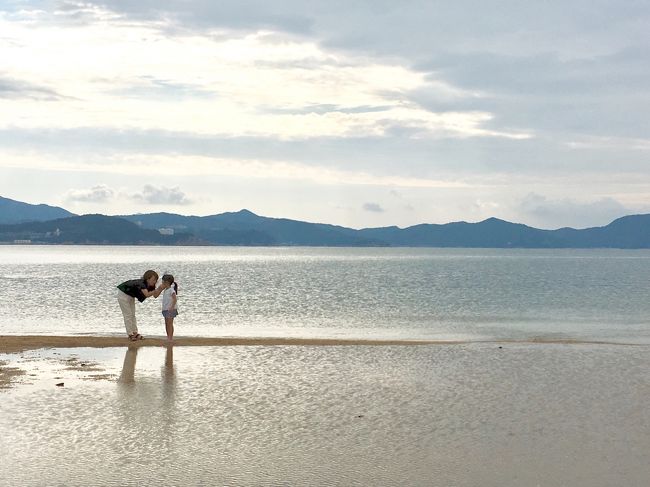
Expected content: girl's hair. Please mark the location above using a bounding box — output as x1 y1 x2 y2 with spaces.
162 274 178 294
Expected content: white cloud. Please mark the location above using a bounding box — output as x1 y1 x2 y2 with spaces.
0 9 527 140
0 149 476 189
131 185 192 205
65 184 114 202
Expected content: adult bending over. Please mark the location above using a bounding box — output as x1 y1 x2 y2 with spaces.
117 270 164 341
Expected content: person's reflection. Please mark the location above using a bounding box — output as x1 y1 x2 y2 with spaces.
162 344 176 392
117 344 177 414
118 346 138 384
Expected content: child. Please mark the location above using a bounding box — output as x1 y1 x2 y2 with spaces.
161 274 179 342
117 270 165 341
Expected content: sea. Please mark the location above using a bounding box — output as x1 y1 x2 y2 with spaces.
2 245 650 486
1 245 649 343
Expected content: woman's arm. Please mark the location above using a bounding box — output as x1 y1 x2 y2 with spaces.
142 285 165 299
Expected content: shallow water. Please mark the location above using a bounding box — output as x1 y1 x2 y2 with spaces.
1 246 650 343
1 344 649 486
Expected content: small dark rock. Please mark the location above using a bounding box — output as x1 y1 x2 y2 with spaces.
55 382 64 387
356 415 364 418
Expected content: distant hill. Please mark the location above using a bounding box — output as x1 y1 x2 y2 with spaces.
1 196 650 247
120 210 650 248
122 210 385 246
0 196 75 224
0 214 203 245
356 217 562 247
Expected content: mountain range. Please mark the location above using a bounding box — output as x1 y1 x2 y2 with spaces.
1 195 650 248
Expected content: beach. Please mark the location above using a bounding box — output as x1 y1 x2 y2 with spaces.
1 337 649 486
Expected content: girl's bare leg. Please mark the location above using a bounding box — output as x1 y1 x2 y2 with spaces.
165 317 174 341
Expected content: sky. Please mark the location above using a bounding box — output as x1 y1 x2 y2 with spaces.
1 0 649 229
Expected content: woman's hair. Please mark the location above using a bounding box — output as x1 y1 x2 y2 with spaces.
142 270 159 290
143 270 159 282
162 274 178 294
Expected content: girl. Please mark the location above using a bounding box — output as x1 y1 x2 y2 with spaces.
117 270 165 341
161 274 179 342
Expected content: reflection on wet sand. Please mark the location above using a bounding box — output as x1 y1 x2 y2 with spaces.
161 345 176 403
118 346 138 384
2 344 648 486
118 345 176 387
162 345 175 385
116 345 178 449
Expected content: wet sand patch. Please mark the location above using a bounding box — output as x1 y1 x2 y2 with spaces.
0 360 25 389
0 350 115 391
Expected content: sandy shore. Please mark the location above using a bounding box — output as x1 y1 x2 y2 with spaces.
0 335 454 353
0 334 636 353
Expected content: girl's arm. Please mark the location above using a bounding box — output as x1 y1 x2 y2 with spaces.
169 293 177 310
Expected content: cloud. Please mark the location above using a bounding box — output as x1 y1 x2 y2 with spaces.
519 192 630 229
131 185 192 205
0 75 64 101
0 7 529 141
362 202 384 213
412 48 650 139
108 76 218 101
1 1 649 229
65 184 114 202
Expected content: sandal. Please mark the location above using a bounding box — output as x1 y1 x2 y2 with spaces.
128 333 144 341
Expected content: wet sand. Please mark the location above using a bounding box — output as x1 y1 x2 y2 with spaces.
1 342 648 486
0 334 454 353
0 360 25 389
0 334 635 354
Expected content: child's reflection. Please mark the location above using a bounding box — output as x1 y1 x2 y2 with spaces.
162 344 176 394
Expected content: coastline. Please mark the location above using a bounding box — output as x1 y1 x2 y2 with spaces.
0 335 451 353
0 334 639 353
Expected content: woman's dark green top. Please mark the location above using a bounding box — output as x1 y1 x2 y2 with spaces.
117 279 153 303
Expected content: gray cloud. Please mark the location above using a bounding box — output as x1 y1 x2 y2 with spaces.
72 0 314 33
131 185 192 205
0 76 64 101
363 202 384 213
2 126 649 181
75 1 650 143
411 48 650 139
65 184 115 203
3 1 649 228
261 104 391 115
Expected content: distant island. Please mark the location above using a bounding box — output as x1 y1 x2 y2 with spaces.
1 195 650 248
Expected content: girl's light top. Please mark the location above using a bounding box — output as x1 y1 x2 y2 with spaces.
162 286 178 311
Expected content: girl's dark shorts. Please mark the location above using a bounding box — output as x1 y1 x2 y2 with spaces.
162 310 178 318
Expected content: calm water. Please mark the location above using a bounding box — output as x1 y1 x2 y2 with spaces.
1 245 649 342
1 344 649 486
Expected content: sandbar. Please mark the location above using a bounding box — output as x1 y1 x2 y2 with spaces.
0 334 452 353
0 334 636 354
